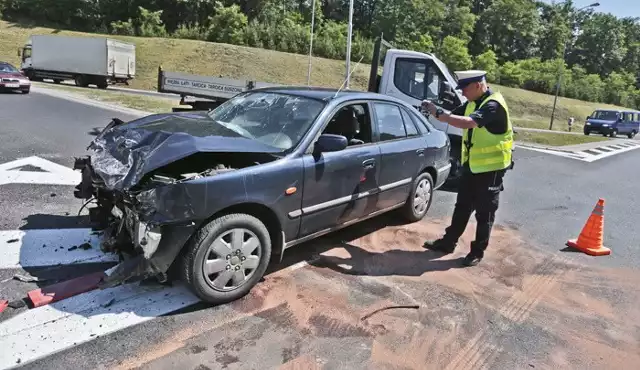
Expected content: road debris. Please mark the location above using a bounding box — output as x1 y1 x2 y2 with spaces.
8 299 27 309
361 305 420 321
6 238 19 243
79 243 92 250
0 300 8 313
13 274 46 283
102 298 115 308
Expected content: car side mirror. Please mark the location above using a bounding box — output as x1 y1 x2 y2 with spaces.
17 49 21 57
586 116 590 120
439 81 456 107
315 134 348 153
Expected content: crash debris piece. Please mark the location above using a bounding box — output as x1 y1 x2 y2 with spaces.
13 274 45 283
27 271 106 308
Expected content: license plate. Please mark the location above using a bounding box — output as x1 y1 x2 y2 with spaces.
4 83 19 88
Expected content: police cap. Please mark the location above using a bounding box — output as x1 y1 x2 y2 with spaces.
454 70 487 89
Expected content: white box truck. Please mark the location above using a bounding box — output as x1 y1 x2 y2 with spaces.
19 35 136 88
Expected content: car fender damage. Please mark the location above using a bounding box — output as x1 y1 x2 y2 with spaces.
74 116 279 288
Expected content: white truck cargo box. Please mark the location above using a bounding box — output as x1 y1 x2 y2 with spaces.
27 35 135 79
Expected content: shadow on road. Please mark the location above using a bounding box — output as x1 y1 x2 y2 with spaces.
20 213 92 230
308 242 465 277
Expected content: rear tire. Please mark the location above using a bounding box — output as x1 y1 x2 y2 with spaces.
629 130 637 139
610 129 618 138
74 75 88 87
22 89 30 94
181 213 272 304
400 171 434 222
97 79 108 89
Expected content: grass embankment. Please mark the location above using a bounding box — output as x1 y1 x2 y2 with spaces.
2 20 625 146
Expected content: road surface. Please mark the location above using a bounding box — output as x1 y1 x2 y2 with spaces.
0 89 639 370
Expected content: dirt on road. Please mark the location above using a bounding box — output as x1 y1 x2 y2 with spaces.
114 215 640 370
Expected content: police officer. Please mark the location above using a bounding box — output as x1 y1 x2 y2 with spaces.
421 70 514 267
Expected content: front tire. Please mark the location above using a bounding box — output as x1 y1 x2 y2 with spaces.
400 171 434 222
181 213 272 304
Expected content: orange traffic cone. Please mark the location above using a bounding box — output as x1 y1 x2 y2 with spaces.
566 198 611 256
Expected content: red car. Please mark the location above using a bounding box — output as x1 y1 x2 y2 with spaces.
0 61 31 94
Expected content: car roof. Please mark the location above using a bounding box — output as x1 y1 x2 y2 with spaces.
249 86 412 105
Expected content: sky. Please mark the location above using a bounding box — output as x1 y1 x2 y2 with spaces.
541 0 640 19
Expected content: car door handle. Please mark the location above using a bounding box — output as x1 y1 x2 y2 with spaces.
362 159 376 169
416 148 425 156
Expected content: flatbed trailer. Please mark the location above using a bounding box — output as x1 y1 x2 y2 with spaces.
156 34 467 182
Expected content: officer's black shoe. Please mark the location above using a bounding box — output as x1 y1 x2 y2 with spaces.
422 239 456 254
462 253 482 267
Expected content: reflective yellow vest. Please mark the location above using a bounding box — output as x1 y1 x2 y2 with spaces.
461 92 514 174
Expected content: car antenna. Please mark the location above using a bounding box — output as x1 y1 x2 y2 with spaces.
333 55 365 99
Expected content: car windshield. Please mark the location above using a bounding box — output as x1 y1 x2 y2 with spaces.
591 110 618 121
207 91 325 151
0 63 19 73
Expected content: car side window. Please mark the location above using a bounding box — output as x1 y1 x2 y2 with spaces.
400 107 420 137
625 112 634 122
393 58 442 101
404 107 432 134
373 102 407 141
320 103 373 147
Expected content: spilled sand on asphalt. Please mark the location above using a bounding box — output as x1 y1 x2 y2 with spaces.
112 216 639 370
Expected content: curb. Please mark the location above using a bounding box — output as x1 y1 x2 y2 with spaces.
31 86 152 118
514 142 578 154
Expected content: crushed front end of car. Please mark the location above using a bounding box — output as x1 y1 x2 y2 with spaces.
73 113 279 289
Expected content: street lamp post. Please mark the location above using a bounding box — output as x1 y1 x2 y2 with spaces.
345 0 354 89
548 2 600 130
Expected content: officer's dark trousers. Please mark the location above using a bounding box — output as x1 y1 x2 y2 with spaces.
442 167 506 257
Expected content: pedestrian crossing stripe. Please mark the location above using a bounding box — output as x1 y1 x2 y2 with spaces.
0 228 118 269
516 140 640 162
0 227 200 369
0 281 200 368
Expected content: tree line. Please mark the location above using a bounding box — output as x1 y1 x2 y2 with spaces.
2 0 640 108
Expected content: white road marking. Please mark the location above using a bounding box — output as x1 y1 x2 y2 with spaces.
576 141 640 162
0 282 200 369
0 228 118 269
0 156 80 186
517 140 640 162
516 145 588 160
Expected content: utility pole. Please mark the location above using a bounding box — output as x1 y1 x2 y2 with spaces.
549 41 569 130
548 2 600 130
345 0 354 89
306 0 316 86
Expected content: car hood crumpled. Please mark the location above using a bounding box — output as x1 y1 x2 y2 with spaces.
88 111 281 191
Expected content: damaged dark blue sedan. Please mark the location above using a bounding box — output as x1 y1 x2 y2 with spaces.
73 86 452 304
